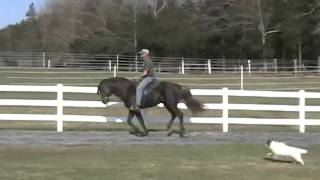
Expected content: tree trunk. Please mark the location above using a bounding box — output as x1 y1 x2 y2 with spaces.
134 7 138 72
257 0 266 60
298 42 302 69
149 0 167 18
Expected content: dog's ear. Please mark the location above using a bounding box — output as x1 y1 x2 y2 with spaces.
266 139 273 146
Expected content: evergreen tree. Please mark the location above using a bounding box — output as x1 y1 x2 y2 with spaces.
26 3 37 19
0 0 319 61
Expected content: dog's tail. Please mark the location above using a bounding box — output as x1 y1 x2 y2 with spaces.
294 147 308 154
299 148 308 154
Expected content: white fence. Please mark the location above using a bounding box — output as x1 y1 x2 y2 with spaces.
1 84 320 133
1 52 319 74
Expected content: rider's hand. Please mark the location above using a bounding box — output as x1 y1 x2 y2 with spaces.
133 75 141 81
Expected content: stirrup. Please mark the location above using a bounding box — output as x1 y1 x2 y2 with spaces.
130 104 140 111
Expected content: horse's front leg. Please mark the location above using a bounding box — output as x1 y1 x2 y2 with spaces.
127 110 143 136
135 111 149 136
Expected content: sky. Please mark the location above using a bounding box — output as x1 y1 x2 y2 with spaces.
0 0 46 29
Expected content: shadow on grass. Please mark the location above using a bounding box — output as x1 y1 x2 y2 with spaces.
263 157 294 164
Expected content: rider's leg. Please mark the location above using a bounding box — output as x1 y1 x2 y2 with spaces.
134 77 154 109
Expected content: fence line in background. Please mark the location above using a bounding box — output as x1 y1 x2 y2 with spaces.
1 84 320 133
3 73 320 91
0 52 319 74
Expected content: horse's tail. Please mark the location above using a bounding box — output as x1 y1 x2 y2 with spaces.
180 87 204 114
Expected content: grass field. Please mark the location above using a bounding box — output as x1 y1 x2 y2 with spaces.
0 144 319 180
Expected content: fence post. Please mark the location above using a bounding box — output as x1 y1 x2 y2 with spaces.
208 59 212 74
135 55 138 72
222 87 229 133
42 52 46 68
181 58 185 75
108 60 112 71
57 84 63 132
116 54 119 71
240 65 243 90
113 66 117 77
293 59 297 75
247 59 251 76
273 58 278 74
48 59 51 69
299 90 306 133
318 57 320 72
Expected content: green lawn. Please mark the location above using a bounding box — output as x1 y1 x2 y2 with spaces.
0 144 319 180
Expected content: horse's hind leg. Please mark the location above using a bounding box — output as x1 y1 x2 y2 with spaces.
127 110 143 135
165 115 177 137
164 105 176 131
176 109 186 137
135 111 149 136
166 114 176 131
165 104 186 138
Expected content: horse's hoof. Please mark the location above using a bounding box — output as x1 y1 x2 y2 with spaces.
129 130 141 135
136 133 145 137
130 131 148 137
179 132 188 138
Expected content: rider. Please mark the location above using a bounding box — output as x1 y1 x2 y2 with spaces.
130 48 155 111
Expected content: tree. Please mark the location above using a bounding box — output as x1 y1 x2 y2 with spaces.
271 0 320 61
1 0 320 62
148 0 168 18
26 3 37 19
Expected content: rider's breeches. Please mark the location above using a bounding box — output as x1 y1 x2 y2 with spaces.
136 77 154 106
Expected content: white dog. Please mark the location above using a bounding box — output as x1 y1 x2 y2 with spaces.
265 139 308 165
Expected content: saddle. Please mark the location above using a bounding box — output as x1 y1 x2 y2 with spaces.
143 78 160 95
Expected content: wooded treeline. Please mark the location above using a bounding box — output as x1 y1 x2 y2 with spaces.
1 0 320 60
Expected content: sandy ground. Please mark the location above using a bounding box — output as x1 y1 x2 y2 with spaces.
0 130 318 148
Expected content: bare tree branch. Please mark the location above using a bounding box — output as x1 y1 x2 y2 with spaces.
296 2 320 18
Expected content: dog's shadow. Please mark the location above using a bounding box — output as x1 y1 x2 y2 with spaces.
263 157 294 164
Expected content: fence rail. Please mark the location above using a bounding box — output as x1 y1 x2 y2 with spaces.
1 52 320 74
0 84 320 133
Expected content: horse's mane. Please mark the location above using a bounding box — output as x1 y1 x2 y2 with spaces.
109 77 131 82
113 77 139 85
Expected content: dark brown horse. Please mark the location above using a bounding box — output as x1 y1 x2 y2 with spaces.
97 77 203 137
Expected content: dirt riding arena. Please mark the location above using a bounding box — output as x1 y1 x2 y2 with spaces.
1 130 319 148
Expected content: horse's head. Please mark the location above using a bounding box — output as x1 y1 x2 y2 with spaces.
98 77 134 105
101 95 110 104
97 80 113 104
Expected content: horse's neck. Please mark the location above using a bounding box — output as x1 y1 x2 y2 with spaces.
112 83 135 104
112 88 126 100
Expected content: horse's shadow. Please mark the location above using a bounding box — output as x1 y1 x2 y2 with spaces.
130 129 188 138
